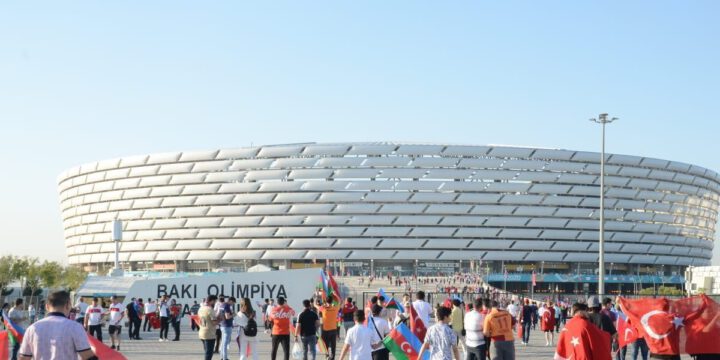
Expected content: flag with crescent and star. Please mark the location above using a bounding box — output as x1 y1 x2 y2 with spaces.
87 334 128 360
408 303 427 342
554 314 611 360
383 323 429 360
672 294 720 355
618 297 705 356
616 311 638 349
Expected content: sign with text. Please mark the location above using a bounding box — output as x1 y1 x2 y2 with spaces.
125 268 317 314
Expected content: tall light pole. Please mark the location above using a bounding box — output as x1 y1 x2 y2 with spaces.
590 113 618 295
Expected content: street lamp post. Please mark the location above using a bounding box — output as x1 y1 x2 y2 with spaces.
590 113 618 296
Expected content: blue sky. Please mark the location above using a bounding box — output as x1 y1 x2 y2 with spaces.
1 1 718 264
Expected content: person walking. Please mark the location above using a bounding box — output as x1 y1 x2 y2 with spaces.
450 299 465 346
237 297 259 360
74 297 88 327
8 298 28 360
199 295 221 360
315 296 340 360
465 298 487 360
190 301 201 331
539 301 556 346
341 298 357 337
125 298 136 339
418 306 461 360
17 291 96 360
27 305 36 324
339 310 377 360
213 296 226 353
84 297 105 342
296 299 320 360
269 296 295 360
219 297 236 359
170 299 182 341
518 299 533 345
412 291 433 326
143 298 157 332
158 295 170 342
483 300 515 360
108 295 124 350
368 305 391 360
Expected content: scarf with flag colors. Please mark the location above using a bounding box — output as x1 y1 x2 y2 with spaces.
87 333 128 360
382 323 428 360
408 303 426 342
2 311 25 345
554 314 611 360
0 331 9 360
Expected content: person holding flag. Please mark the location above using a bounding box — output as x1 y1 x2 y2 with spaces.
368 305 391 360
341 298 358 337
17 290 97 360
8 298 27 360
339 310 379 360
417 306 461 360
539 300 557 346
315 296 341 360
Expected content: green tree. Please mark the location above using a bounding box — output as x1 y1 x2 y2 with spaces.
38 261 64 291
0 256 18 300
61 266 88 292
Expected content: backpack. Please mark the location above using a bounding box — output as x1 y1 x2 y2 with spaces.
244 315 258 337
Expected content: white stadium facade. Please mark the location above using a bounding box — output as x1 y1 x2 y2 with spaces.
58 143 720 293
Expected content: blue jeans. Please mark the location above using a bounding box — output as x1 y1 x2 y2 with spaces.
202 339 216 360
522 322 532 343
632 338 649 360
301 335 317 360
220 326 233 359
466 343 486 360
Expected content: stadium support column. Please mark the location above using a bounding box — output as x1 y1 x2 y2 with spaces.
590 113 618 296
110 219 124 277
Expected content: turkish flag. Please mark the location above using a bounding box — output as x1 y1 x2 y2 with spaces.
87 334 128 360
0 331 9 360
541 307 556 332
409 304 427 342
673 294 720 355
616 312 638 349
554 314 611 360
618 297 705 356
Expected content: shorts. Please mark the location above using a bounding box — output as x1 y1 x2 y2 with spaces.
109 325 122 335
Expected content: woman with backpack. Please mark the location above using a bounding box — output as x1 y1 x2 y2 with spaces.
236 297 259 360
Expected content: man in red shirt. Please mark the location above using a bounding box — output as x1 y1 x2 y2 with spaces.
269 297 295 360
341 298 358 338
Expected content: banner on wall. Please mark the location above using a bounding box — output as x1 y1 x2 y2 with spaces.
124 268 318 314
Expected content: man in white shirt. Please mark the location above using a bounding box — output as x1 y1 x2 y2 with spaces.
108 295 125 350
412 291 433 326
143 298 157 332
84 297 105 342
368 305 391 360
18 291 96 360
464 298 487 360
158 295 170 341
339 310 378 360
8 298 28 360
507 300 519 319
74 297 89 327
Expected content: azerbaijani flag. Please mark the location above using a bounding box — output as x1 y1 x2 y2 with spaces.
319 269 341 304
383 323 429 360
2 311 25 345
319 269 331 299
385 297 405 313
0 331 9 360
378 288 388 299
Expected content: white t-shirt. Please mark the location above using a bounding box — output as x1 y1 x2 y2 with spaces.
75 301 89 319
108 302 124 326
85 305 104 326
412 300 432 325
345 324 373 360
464 310 485 347
8 308 27 328
159 301 169 317
145 302 157 314
507 303 519 318
368 316 390 353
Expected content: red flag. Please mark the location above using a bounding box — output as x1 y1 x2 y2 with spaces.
409 303 427 342
554 314 611 360
0 331 9 360
190 315 201 328
532 271 537 287
619 297 705 356
541 307 556 332
673 294 720 355
87 334 127 360
616 312 638 349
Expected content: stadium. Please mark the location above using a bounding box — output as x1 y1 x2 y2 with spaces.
58 143 720 294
